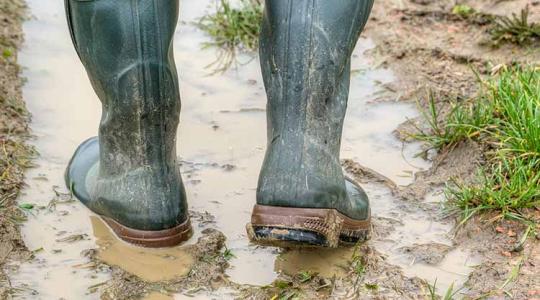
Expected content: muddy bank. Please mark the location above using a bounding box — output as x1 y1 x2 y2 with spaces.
0 0 32 298
363 0 539 297
365 0 539 105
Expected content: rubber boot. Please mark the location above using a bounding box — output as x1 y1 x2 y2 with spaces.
64 0 191 247
248 0 374 248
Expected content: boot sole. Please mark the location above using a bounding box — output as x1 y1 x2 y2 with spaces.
100 216 192 248
247 205 370 248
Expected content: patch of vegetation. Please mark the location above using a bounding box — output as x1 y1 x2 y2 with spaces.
197 0 263 72
413 66 540 221
18 203 34 210
2 49 12 59
296 271 315 283
270 279 301 300
489 6 540 46
451 4 475 18
364 282 378 290
350 250 365 276
222 247 235 260
449 5 539 46
426 280 460 300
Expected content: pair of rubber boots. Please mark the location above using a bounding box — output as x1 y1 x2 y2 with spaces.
64 0 373 248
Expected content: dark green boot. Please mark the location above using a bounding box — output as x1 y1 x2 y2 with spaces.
248 0 374 248
64 0 191 247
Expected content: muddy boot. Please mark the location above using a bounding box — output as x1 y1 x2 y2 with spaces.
64 0 191 247
248 0 374 248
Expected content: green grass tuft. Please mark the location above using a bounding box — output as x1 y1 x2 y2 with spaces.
222 247 236 260
197 0 263 72
2 48 12 58
426 280 461 300
490 6 540 46
452 4 475 18
297 271 315 283
413 66 540 221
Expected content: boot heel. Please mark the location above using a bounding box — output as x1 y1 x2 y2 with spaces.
247 205 370 248
101 216 192 248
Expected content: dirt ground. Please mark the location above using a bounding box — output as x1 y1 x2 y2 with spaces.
0 0 33 298
1 0 539 299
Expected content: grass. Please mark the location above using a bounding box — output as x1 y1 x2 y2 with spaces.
2 48 12 59
222 247 235 260
297 271 314 283
450 5 539 47
412 65 540 222
489 6 540 46
426 280 461 300
197 0 263 72
452 4 475 18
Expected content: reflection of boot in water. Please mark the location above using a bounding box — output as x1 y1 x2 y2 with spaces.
64 0 191 247
248 0 374 248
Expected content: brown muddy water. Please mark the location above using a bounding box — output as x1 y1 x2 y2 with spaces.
6 0 480 299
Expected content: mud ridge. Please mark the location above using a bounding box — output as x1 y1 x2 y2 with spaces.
0 1 32 298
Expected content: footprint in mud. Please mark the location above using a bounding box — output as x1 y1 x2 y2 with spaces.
400 243 453 265
90 217 195 282
275 247 354 279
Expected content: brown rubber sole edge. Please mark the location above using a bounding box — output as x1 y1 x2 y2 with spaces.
101 216 193 248
247 204 371 248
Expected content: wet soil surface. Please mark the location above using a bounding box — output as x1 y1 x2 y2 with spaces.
0 0 33 298
1 0 539 299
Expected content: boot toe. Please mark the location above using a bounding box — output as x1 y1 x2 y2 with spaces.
65 136 99 204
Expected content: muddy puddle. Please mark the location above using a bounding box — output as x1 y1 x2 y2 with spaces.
7 0 479 298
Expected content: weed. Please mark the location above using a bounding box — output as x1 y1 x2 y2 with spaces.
18 203 34 210
351 250 366 276
2 48 12 58
272 280 291 289
349 243 367 279
410 93 495 152
197 0 263 72
426 280 461 300
413 66 540 221
448 157 540 220
452 4 475 18
271 291 299 300
297 271 314 283
222 247 235 260
490 6 540 46
364 282 378 290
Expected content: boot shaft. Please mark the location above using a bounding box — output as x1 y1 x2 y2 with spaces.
260 0 373 157
66 0 181 176
257 0 374 215
64 0 187 231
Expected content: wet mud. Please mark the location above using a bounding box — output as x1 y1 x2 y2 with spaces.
0 0 33 298
2 0 538 299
